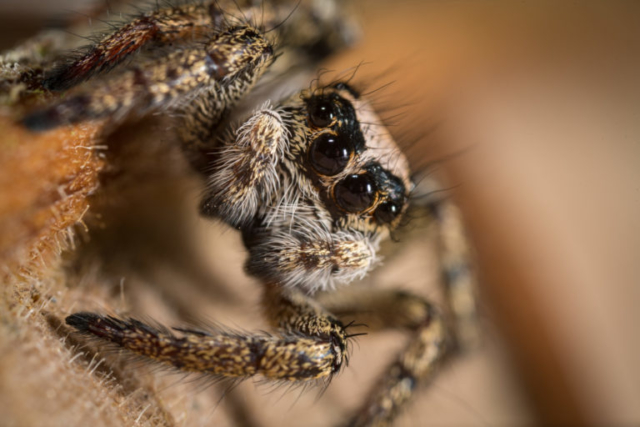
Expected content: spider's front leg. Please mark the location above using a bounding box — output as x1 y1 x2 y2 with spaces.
23 25 275 132
41 0 354 92
42 3 224 91
65 282 349 382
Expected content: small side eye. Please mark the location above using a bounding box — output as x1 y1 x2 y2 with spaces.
308 98 335 127
309 133 351 176
374 200 403 224
334 173 377 213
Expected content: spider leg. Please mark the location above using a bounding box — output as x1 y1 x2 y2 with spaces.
317 288 448 427
41 0 301 92
41 0 353 92
262 282 348 355
317 288 438 332
411 174 480 350
65 283 348 382
43 3 222 91
432 199 480 350
23 25 275 132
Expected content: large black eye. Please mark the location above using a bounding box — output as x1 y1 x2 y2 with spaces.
308 98 334 127
309 133 351 176
375 201 403 224
335 173 377 213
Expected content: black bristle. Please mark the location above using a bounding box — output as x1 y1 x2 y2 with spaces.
65 312 126 345
65 312 101 332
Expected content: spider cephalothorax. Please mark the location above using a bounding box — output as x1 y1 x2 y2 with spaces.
198 82 411 292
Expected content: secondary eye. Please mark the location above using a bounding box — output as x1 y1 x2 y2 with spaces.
374 200 403 224
335 173 377 213
308 97 334 127
309 133 351 176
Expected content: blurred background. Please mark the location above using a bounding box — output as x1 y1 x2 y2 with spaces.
1 1 639 426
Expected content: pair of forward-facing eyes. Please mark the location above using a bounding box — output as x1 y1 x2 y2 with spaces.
303 90 406 225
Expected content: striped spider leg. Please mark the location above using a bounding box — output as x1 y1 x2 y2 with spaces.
41 0 355 92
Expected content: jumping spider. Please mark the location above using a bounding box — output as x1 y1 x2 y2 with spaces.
16 1 479 425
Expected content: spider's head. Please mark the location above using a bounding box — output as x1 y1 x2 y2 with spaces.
244 82 411 293
292 82 411 235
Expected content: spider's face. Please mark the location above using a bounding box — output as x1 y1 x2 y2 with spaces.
244 83 411 293
287 83 411 235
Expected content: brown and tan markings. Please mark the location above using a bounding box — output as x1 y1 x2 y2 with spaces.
7 1 480 426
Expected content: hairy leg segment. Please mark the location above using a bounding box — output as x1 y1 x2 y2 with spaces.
317 287 449 426
66 283 348 383
41 0 342 92
23 25 275 132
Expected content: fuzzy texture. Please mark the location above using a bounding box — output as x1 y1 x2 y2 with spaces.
202 103 288 226
23 26 276 131
65 311 342 381
0 2 487 427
